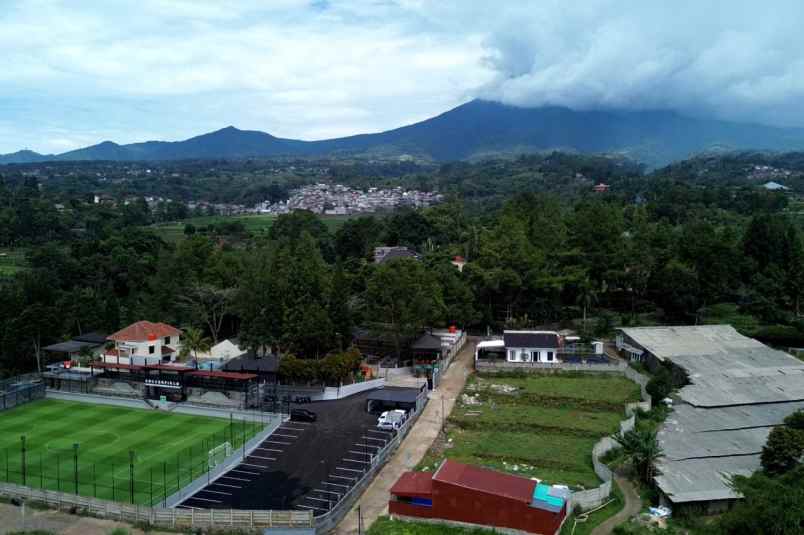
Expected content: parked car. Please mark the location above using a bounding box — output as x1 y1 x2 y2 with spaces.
377 409 407 430
290 408 317 422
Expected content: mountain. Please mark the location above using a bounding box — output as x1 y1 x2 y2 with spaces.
4 100 804 167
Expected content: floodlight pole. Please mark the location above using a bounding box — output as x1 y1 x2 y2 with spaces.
73 443 79 494
129 450 135 504
20 436 26 486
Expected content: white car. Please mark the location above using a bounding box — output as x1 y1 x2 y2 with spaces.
377 409 407 430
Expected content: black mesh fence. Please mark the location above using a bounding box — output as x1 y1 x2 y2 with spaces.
1 415 265 506
0 377 45 412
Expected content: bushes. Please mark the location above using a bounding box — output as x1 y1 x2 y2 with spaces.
277 347 363 385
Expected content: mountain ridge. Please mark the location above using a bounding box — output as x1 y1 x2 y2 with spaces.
4 100 804 167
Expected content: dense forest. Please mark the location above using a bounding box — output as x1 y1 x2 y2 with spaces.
1 152 803 376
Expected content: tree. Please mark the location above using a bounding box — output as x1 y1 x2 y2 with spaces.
15 304 61 373
364 258 443 361
645 366 673 404
761 410 804 476
575 278 598 334
179 285 234 345
718 465 804 535
180 327 211 365
614 427 662 484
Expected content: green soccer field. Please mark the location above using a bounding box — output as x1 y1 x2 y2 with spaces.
0 399 264 505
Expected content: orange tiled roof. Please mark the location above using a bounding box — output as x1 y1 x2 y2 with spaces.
108 321 182 342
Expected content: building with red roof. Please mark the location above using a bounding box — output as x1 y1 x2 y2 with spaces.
389 459 568 534
104 321 183 366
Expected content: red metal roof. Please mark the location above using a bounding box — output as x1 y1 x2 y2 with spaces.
91 362 144 371
187 370 257 381
433 460 536 503
390 471 433 498
108 321 183 342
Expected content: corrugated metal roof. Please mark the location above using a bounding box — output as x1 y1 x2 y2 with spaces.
655 455 760 503
433 459 536 503
390 471 433 497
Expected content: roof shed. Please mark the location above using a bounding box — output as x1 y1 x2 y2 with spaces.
503 331 559 349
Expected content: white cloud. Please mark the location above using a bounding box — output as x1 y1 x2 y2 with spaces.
2 0 804 154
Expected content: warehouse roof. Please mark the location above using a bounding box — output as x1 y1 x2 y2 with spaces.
390 471 433 498
655 455 759 503
433 459 535 503
43 340 99 354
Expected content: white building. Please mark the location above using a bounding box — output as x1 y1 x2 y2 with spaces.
104 321 183 366
502 331 560 363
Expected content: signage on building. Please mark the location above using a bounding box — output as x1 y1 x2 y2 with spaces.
145 378 182 389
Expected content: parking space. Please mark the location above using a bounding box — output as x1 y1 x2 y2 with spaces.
176 389 387 512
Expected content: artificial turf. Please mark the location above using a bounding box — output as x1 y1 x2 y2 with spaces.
0 399 263 505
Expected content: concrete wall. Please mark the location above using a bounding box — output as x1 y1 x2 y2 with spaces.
315 378 386 401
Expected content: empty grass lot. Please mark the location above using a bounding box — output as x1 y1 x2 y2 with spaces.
151 213 353 242
0 399 263 505
368 517 498 535
418 373 641 489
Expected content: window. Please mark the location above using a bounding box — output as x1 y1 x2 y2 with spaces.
149 345 155 355
547 351 554 361
521 350 530 362
508 349 515 361
164 336 171 345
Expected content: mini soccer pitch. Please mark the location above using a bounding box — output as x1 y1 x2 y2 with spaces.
0 399 264 505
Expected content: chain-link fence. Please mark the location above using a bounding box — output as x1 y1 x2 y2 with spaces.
0 414 265 506
1 375 45 412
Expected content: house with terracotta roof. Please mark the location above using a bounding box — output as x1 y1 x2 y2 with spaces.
103 321 183 366
389 459 568 534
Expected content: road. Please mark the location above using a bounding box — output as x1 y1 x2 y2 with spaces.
590 476 641 535
334 338 476 535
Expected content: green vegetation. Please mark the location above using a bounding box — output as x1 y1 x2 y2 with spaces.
418 374 641 489
0 247 27 276
560 484 625 535
367 517 497 535
0 399 264 505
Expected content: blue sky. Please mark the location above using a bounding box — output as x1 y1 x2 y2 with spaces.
3 1 804 154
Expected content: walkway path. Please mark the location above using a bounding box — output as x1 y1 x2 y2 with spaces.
590 476 641 535
333 338 476 535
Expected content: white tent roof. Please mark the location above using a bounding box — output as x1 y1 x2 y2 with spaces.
197 339 246 362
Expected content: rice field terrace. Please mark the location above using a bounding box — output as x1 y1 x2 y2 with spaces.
418 373 641 489
0 399 264 505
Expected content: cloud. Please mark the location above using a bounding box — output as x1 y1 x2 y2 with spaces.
473 1 804 128
2 1 804 153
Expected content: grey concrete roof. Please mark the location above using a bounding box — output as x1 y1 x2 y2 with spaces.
655 455 760 503
623 325 804 503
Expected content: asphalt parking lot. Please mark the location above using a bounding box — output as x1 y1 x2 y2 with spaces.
177 389 394 513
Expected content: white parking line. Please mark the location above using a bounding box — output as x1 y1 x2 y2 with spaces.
265 440 292 445
323 482 349 489
306 496 331 503
362 436 386 442
342 458 370 464
297 504 327 512
316 489 341 496
231 469 260 476
348 450 371 456
335 467 363 473
367 429 392 435
189 496 221 503
198 489 232 496
241 462 268 470
255 447 283 453
212 483 242 489
221 475 250 482
280 427 305 432
356 443 381 449
330 474 356 481
273 433 298 439
249 454 276 461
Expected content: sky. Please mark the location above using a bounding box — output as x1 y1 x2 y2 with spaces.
3 0 804 154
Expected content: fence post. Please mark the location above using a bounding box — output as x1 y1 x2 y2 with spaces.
57 453 60 491
163 462 167 507
20 436 26 486
73 443 79 495
129 450 135 504
93 463 97 497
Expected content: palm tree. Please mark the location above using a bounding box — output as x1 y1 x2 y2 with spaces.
576 278 598 334
614 427 663 483
180 327 211 368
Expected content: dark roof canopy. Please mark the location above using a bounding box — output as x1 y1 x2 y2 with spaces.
411 333 443 352
43 340 100 354
367 387 420 404
222 354 279 374
73 332 108 345
504 331 559 349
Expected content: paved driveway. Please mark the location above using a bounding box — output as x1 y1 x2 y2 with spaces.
334 338 476 535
